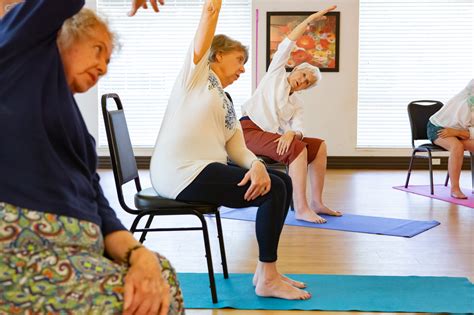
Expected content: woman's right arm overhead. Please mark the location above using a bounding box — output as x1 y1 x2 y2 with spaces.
193 0 221 65
0 0 84 54
287 5 337 41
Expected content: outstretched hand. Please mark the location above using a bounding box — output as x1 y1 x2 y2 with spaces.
128 0 164 16
288 5 337 41
308 5 337 23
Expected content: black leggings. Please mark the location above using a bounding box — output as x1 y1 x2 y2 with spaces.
176 163 292 262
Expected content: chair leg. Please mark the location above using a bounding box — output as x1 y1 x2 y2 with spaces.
139 215 155 243
129 214 144 235
215 211 229 279
404 153 416 188
285 165 295 211
428 151 434 195
470 152 474 193
444 172 449 187
195 213 218 303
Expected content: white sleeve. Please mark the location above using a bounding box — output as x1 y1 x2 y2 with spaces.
468 127 474 139
267 38 295 74
179 41 211 90
225 127 258 169
290 105 305 137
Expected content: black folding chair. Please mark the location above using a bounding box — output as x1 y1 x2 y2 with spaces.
404 100 458 195
101 93 227 303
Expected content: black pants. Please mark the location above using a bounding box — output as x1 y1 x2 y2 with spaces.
176 162 292 262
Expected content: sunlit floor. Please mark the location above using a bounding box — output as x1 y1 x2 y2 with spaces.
98 169 474 315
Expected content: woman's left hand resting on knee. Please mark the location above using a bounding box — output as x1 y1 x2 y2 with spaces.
238 161 271 201
437 128 470 140
274 131 300 155
104 231 170 315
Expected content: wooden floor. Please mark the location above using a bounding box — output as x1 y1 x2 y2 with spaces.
98 169 474 315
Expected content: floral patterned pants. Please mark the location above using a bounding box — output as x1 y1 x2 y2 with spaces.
0 202 185 314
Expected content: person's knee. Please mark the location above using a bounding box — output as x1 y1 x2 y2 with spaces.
269 175 287 197
319 141 327 156
280 172 293 195
294 146 308 162
450 142 464 156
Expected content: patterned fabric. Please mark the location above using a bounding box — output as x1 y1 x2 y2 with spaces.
208 71 236 130
0 202 185 314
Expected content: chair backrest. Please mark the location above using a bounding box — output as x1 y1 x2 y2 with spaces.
101 93 142 214
407 100 443 147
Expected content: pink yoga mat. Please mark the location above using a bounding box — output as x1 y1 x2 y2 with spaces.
393 185 474 208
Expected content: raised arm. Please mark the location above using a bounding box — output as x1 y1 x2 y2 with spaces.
287 5 337 41
193 0 221 65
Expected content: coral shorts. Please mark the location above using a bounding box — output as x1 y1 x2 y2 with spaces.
240 118 324 165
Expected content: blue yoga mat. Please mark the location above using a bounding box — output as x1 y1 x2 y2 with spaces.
218 207 440 237
179 273 474 313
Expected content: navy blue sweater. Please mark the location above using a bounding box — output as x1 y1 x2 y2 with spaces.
0 0 126 236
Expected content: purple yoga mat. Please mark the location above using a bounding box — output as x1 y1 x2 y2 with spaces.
218 207 440 238
393 185 474 208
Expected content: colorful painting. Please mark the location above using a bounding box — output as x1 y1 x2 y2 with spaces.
266 11 340 72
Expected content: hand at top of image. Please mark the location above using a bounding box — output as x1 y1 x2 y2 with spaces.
128 0 164 17
309 5 337 23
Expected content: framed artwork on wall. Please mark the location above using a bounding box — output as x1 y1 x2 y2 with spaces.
266 11 340 72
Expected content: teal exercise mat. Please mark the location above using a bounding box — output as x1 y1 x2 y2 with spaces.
219 207 440 237
179 273 474 313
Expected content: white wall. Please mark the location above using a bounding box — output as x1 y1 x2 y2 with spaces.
76 0 412 157
75 0 99 142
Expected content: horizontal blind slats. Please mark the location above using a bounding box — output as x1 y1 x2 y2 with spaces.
357 0 474 147
97 0 251 147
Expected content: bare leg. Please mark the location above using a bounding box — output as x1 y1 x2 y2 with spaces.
289 148 326 223
435 137 466 198
253 262 306 289
308 142 342 216
253 261 311 300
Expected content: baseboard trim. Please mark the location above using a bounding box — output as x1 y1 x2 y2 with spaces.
98 156 472 170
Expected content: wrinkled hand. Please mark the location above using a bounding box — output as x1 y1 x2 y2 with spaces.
237 161 271 201
437 128 461 139
128 0 164 16
309 5 337 23
123 248 170 315
274 131 296 155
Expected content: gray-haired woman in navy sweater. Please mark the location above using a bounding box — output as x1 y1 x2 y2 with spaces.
0 0 183 314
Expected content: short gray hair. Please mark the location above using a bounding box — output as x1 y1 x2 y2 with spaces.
292 62 322 89
209 34 248 64
57 8 116 51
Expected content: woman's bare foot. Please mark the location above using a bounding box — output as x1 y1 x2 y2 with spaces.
280 274 306 289
311 203 343 217
451 189 467 199
295 207 327 224
255 277 311 300
253 273 306 289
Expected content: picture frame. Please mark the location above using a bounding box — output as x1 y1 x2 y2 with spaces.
266 11 340 72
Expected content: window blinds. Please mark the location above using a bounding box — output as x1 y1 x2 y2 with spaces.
97 0 252 147
357 0 473 148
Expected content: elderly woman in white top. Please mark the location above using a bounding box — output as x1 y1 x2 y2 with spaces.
151 0 311 300
427 79 474 199
241 5 341 224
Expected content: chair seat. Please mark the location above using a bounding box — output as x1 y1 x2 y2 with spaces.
414 143 447 152
135 187 218 212
258 155 284 165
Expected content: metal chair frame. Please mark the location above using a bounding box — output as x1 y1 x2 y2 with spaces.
101 93 228 303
